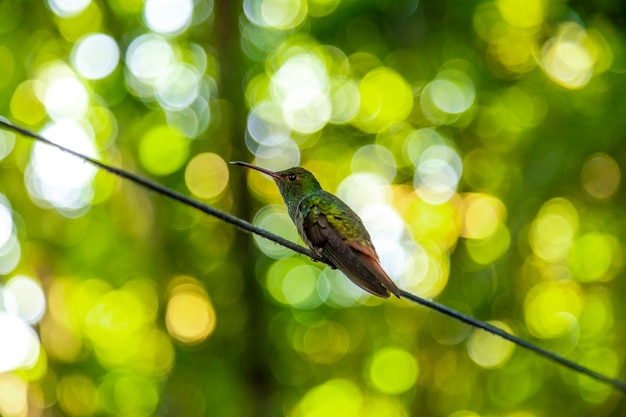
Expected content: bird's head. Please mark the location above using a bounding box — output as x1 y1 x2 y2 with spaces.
230 161 322 202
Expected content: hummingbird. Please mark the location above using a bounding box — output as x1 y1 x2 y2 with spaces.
231 161 401 299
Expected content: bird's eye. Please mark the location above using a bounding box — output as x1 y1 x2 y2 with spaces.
288 173 297 181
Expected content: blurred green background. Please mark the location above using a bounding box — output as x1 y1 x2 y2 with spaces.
0 0 625 416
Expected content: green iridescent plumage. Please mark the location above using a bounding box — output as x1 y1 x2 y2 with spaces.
232 161 400 298
297 191 372 249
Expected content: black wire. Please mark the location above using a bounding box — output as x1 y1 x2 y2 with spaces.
2 117 625 393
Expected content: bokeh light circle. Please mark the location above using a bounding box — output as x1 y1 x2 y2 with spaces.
247 101 291 147
569 233 617 282
296 320 350 363
253 206 300 259
144 0 193 35
156 64 200 110
414 145 463 205
337 173 392 212
355 67 413 133
462 193 506 240
529 198 578 262
126 34 175 84
543 40 592 89
524 282 581 338
184 153 229 200
72 33 120 80
308 0 341 17
368 347 419 394
0 234 21 275
57 375 98 416
282 265 322 308
0 203 13 249
10 80 47 126
244 0 307 30
289 379 362 417
0 312 40 372
138 125 189 176
43 75 89 121
496 0 544 28
430 71 475 114
467 321 515 368
253 140 301 172
263 0 307 30
29 121 98 210
0 130 16 161
271 53 331 133
4 276 46 324
542 23 596 89
581 153 620 201
421 69 475 125
166 287 216 344
48 0 91 17
329 77 360 124
351 144 397 183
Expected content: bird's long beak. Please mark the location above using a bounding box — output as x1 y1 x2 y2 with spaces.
230 161 281 180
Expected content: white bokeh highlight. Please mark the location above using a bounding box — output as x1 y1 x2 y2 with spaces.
48 0 90 17
144 0 194 35
72 33 120 80
27 121 98 211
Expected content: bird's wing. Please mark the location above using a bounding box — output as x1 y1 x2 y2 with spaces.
298 192 400 298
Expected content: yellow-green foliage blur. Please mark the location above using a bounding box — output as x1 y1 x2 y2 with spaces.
0 0 625 416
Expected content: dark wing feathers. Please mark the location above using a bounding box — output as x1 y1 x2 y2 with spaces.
297 192 400 298
347 240 401 298
317 216 391 297
302 208 330 246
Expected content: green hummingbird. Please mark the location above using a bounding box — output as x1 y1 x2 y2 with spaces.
231 161 401 299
